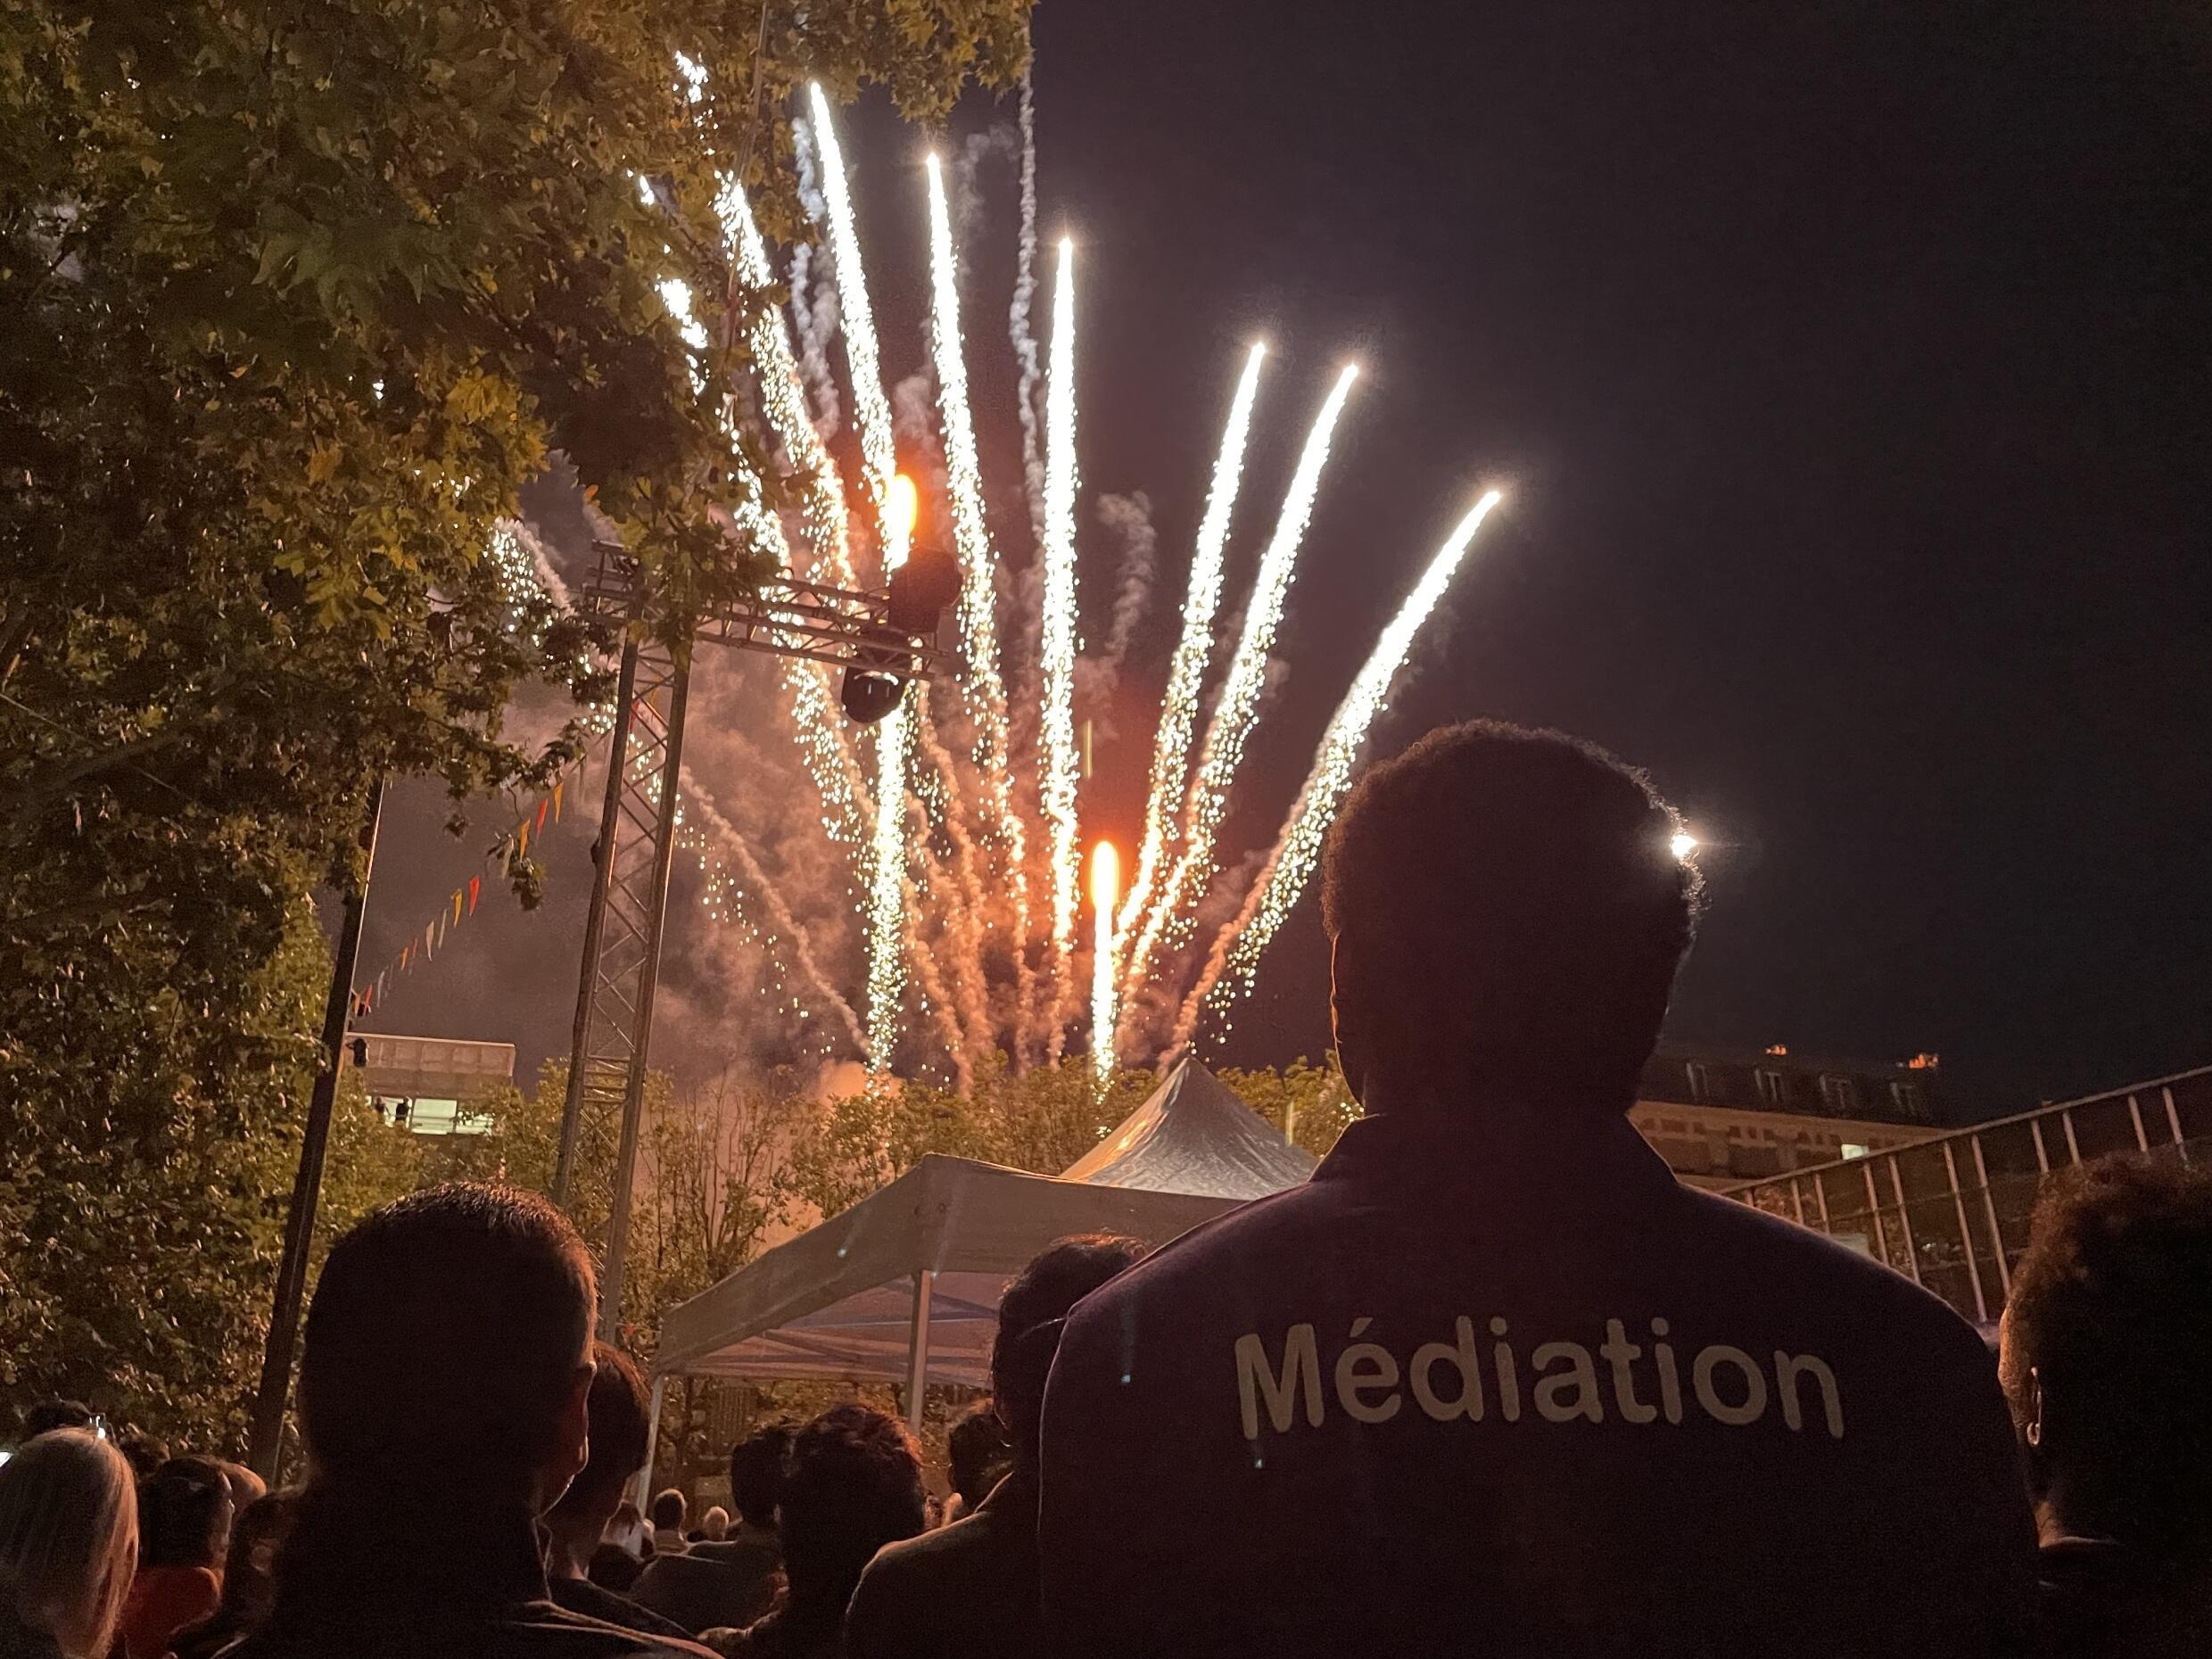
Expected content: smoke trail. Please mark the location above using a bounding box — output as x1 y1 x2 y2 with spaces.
788 117 843 439
677 764 865 1056
1037 240 1084 1028
1167 491 1504 1052
900 863 973 1092
1123 363 1358 996
1094 491 1159 673
1116 345 1267 946
1008 66 1046 534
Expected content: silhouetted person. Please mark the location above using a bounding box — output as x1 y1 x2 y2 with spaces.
1039 721 2037 1657
849 1238 1143 1659
940 1402 1011 1524
2001 1156 2212 1657
226 1183 711 1659
169 1494 295 1659
648 1491 689 1556
120 1457 232 1659
633 1427 788 1634
0 1429 137 1659
543 1344 691 1642
709 1407 922 1659
591 1503 650 1594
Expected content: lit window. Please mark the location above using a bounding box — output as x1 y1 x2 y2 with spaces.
1840 1142 1869 1161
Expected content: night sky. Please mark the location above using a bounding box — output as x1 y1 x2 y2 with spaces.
354 2 2212 1118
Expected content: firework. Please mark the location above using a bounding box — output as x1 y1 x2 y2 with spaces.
1168 490 1505 1051
1116 343 1267 950
807 83 898 549
1090 839 1121 1086
1038 239 1083 989
1122 364 1358 996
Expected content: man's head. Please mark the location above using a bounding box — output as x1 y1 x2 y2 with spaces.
1999 1155 2212 1551
139 1457 234 1570
993 1235 1146 1468
21 1401 95 1441
1321 721 1699 1114
649 1488 686 1535
543 1344 651 1571
945 1402 1011 1506
727 1424 792 1531
299 1183 596 1510
775 1406 924 1614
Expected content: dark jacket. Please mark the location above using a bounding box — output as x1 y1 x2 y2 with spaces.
227 1487 716 1659
1039 1107 2039 1657
631 1526 780 1635
846 1469 1039 1659
549 1575 698 1645
2040 1536 2212 1657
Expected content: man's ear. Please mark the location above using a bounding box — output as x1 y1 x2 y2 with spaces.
1329 932 1368 1106
544 1360 594 1513
2024 1365 2046 1449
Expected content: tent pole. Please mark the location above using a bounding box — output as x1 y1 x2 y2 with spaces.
904 1270 935 1434
635 1374 666 1512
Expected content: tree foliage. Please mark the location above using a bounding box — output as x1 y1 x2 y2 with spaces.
0 0 1030 1453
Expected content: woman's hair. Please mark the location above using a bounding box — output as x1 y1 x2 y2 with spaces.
0 1430 139 1658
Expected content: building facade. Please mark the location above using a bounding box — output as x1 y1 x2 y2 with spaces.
1630 1044 1940 1189
345 1032 516 1135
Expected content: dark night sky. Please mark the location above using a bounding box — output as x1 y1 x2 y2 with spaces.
355 2 2212 1117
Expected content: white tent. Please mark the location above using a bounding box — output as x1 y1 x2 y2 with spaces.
646 1060 1315 1453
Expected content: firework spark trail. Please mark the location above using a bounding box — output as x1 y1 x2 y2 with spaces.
718 177 854 585
910 697 996 1056
1037 239 1083 1061
1123 363 1358 996
784 661 872 851
1116 344 1267 946
1166 491 1505 1053
676 763 866 1055
807 85 897 552
1090 840 1120 1087
1009 66 1046 531
924 153 1033 973
810 87 916 1077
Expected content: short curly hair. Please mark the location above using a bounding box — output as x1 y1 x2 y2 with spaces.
777 1405 925 1614
1320 721 1700 1107
2001 1154 2212 1547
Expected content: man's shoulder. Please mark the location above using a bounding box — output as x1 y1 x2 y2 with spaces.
227 1606 717 1659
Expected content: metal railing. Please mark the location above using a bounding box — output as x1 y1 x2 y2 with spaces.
1722 1065 2212 1327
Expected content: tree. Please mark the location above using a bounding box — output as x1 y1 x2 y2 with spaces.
1217 1058 1362 1160
0 0 1030 1453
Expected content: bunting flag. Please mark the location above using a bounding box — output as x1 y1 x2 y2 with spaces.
347 747 598 1025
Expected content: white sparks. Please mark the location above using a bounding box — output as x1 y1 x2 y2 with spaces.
1172 491 1505 1046
715 177 854 585
1039 238 1083 977
1091 840 1121 1086
864 703 911 1075
807 84 898 558
1124 363 1358 995
1116 343 1267 950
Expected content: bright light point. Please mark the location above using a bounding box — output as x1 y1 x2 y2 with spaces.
1091 840 1120 914
886 473 919 548
1671 831 1698 863
1059 235 1074 254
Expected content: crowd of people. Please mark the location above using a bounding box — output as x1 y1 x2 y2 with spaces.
4 722 2208 1657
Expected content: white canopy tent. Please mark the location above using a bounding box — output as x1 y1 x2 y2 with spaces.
643 1060 1315 1472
